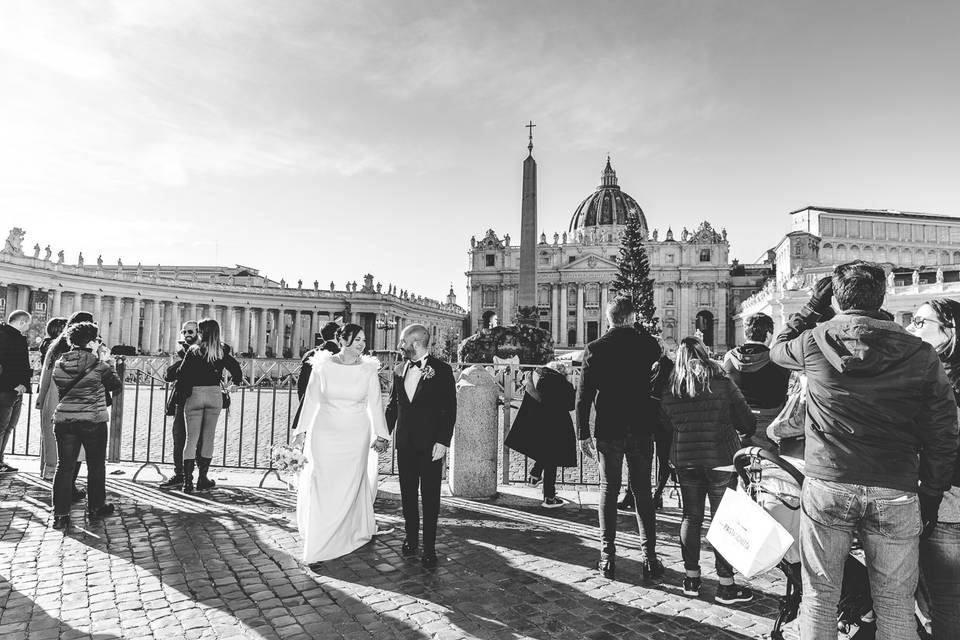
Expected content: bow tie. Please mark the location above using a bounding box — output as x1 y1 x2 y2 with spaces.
408 359 423 369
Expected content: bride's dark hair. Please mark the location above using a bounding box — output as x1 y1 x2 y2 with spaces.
337 323 364 347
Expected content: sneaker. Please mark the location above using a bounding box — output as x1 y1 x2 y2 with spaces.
159 475 183 489
541 497 564 508
641 555 665 580
715 584 753 605
88 504 116 518
527 473 541 486
52 515 70 530
617 496 634 512
682 576 702 596
0 462 18 472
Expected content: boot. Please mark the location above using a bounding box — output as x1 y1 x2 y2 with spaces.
196 457 216 491
182 460 195 494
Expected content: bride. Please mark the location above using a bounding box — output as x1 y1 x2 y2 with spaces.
294 323 391 563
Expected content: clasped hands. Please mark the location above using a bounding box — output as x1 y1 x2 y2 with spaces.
371 437 390 453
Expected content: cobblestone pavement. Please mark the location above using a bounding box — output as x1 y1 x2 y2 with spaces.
0 466 801 640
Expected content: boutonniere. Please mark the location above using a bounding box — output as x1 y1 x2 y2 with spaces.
421 365 436 380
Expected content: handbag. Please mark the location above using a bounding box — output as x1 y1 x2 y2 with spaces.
766 374 807 444
706 487 795 578
220 382 231 409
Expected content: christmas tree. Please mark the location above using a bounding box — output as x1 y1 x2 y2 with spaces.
611 209 660 334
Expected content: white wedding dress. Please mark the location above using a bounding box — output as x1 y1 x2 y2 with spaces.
296 351 390 563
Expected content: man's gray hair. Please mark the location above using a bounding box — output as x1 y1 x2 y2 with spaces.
405 323 431 347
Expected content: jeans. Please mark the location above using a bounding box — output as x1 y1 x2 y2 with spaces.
799 477 921 640
596 433 656 558
53 421 107 515
676 466 737 579
183 386 221 461
171 405 187 474
530 460 557 499
920 522 960 638
0 390 23 463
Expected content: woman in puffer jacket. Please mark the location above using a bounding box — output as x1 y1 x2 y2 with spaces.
659 336 756 606
50 322 123 530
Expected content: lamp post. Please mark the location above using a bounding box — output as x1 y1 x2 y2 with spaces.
376 312 397 352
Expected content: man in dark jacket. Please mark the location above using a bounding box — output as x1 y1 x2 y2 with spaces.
577 297 662 580
0 310 32 472
159 321 198 489
770 261 959 639
723 312 791 450
290 321 341 430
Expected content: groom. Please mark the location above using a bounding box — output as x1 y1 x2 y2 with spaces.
385 324 457 569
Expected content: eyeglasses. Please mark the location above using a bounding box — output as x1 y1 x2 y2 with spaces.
910 316 953 329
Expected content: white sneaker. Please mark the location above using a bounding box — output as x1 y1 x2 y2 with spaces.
541 497 564 508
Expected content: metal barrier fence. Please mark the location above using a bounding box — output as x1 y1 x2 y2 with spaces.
4 355 667 488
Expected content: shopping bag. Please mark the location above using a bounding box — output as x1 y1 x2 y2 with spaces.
706 487 795 578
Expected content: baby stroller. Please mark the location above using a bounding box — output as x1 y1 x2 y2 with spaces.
732 446 921 640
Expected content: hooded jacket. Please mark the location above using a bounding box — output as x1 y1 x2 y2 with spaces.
52 349 123 424
722 343 791 410
771 310 958 494
0 323 31 392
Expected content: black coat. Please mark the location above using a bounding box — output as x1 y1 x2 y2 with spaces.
385 355 457 451
0 323 31 392
505 367 577 467
576 326 661 441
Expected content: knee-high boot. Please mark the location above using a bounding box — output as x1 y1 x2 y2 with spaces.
182 459 195 494
196 457 215 491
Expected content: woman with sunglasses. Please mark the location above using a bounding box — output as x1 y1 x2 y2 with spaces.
906 299 960 638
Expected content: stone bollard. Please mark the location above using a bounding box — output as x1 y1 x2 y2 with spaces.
450 365 500 498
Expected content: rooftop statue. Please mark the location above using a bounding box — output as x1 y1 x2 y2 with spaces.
33 243 40 258
3 228 25 256
44 245 51 260
57 250 64 264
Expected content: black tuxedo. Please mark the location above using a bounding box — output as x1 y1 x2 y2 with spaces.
385 355 457 553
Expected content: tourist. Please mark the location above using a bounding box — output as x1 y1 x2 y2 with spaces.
385 324 457 569
35 317 69 479
771 262 958 640
43 312 98 499
722 312 791 450
50 321 123 529
906 298 960 638
295 323 392 564
38 316 67 364
159 321 200 489
659 336 756 604
291 321 341 431
576 297 662 580
505 360 577 508
0 310 32 473
175 318 243 493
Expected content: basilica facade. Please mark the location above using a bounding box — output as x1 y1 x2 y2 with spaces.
466 160 732 350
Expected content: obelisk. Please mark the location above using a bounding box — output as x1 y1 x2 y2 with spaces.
517 121 538 325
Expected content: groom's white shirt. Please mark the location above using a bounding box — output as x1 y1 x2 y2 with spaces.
403 354 429 400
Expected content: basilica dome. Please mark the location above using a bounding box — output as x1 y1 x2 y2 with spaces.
568 158 648 234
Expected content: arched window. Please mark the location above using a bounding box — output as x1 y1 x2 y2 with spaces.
821 243 834 263
862 246 873 261
928 250 937 266
953 251 960 264
585 284 600 307
665 287 675 306
942 251 950 265
917 249 926 266
850 245 860 260
568 286 578 307
903 250 912 266
836 244 847 262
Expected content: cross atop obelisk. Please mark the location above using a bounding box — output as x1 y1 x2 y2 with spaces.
517 122 538 325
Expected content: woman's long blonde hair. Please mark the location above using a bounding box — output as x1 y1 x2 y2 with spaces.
189 317 223 363
668 336 725 398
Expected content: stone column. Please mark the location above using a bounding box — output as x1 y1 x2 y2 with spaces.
240 307 251 354
575 284 584 347
149 300 162 354
90 293 101 327
111 297 124 346
128 299 141 351
551 284 560 344
599 284 609 334
274 309 284 356
307 311 316 349
560 285 568 347
183 302 197 325
16 284 31 312
255 309 267 357
4 286 17 315
449 366 500 498
292 309 302 358
51 289 62 317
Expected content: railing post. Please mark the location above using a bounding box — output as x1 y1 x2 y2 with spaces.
500 363 513 485
108 357 125 462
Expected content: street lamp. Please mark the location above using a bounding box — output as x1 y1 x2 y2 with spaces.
376 312 397 351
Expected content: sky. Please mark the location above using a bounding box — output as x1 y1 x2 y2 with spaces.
3 0 960 301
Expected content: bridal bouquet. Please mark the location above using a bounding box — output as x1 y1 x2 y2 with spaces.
271 442 307 486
